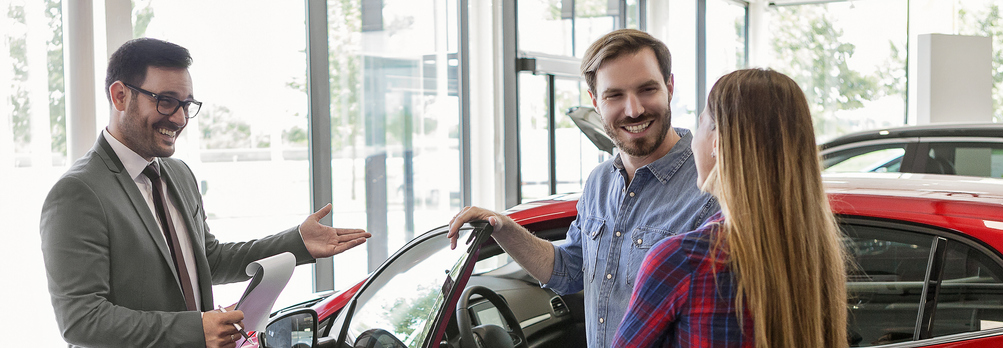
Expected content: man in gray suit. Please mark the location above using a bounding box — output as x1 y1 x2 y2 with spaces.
40 38 371 348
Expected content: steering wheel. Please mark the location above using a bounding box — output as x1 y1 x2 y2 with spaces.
456 286 529 348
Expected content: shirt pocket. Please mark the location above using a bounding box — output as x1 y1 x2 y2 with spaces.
580 217 606 283
626 226 675 286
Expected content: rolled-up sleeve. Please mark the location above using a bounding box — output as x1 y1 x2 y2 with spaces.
544 219 585 295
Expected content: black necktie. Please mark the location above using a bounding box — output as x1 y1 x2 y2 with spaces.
143 162 198 311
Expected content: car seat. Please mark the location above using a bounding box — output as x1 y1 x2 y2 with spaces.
925 156 955 175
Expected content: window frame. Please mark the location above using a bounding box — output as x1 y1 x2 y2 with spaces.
840 215 1003 346
914 137 1003 178
821 139 920 173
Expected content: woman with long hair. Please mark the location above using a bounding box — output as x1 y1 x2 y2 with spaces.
611 68 848 347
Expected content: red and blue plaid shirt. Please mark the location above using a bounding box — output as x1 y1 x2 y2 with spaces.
612 212 753 347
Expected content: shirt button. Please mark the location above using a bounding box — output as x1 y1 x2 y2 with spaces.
599 317 605 324
615 231 622 237
607 273 613 279
629 192 635 197
637 238 643 245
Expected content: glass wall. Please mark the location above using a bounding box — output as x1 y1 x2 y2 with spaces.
955 0 1003 123
3 0 64 167
673 1 701 131
518 0 574 56
517 74 604 201
517 73 552 201
2 1 65 346
326 0 462 286
764 0 909 142
555 78 607 194
134 0 318 314
516 0 617 203
705 0 746 95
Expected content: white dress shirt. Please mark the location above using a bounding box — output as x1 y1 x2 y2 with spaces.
102 129 203 310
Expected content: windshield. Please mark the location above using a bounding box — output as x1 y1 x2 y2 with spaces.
330 225 483 347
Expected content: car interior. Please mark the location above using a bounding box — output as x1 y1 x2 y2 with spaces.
926 143 1003 178
303 224 586 348
441 227 587 348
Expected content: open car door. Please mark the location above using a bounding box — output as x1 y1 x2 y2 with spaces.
320 221 494 348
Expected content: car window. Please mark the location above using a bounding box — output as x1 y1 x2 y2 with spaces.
474 254 514 274
927 143 1003 178
823 145 907 173
328 226 482 348
843 222 1003 347
473 239 565 274
845 224 933 346
931 241 1003 336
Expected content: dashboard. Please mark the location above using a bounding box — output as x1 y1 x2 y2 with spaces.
448 258 586 348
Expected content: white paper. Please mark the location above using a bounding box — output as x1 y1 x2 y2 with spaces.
235 252 296 333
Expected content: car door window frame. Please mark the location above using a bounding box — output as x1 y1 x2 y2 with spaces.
841 215 1003 346
328 222 494 348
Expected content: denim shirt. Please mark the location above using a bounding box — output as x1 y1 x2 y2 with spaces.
543 128 720 348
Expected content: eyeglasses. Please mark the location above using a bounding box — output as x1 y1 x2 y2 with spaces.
123 83 202 119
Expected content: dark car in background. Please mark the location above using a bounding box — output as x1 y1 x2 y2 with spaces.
252 173 1003 348
821 123 1003 178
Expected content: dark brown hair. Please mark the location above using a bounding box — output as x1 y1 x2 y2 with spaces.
105 38 192 102
580 29 672 94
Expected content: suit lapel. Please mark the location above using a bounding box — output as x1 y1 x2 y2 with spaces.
95 135 181 283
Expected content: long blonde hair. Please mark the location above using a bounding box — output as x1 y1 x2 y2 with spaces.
702 69 848 348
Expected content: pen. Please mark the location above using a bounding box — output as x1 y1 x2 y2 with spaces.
217 305 251 340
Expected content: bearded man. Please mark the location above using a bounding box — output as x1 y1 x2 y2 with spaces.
40 38 370 348
446 29 719 348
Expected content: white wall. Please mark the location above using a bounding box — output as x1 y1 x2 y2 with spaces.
917 34 994 124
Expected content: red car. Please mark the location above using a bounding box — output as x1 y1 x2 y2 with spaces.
252 173 1003 348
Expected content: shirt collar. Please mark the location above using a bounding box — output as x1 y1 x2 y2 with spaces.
102 128 157 181
610 127 694 184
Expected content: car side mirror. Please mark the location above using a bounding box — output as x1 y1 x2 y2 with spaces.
261 308 318 348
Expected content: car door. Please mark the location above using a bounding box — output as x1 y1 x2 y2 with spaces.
842 217 1003 347
324 222 493 348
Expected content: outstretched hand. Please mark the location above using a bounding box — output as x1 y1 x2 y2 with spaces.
300 203 371 258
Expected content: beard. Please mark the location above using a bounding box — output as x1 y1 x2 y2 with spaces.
603 107 672 157
119 99 182 159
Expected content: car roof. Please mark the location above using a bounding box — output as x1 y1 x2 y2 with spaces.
506 173 1003 222
820 123 1003 150
505 174 1003 249
823 172 1003 202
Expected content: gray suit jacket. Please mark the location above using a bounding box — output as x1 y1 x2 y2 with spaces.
40 134 315 347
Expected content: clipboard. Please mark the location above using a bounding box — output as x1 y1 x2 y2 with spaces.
234 252 297 333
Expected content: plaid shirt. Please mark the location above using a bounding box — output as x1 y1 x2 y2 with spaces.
545 128 719 348
612 212 753 347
